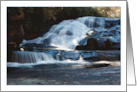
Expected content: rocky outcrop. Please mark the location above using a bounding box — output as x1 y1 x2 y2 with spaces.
78 50 120 62
76 37 120 50
76 25 120 50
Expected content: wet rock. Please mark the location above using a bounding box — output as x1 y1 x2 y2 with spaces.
43 50 59 56
85 60 120 69
86 63 111 68
76 38 102 50
87 38 101 50
80 51 101 61
78 50 120 62
43 50 60 60
86 30 94 36
76 24 120 50
75 46 87 50
23 43 43 50
43 50 80 61
61 51 80 60
97 50 120 60
105 19 120 28
66 30 73 35
43 39 51 47
76 37 120 50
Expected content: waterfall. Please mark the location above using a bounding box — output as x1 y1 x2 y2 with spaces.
11 51 55 63
8 51 87 67
20 16 120 50
20 20 91 50
10 16 120 65
76 16 106 28
42 20 91 49
76 16 96 28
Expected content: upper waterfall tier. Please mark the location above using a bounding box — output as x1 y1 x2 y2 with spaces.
20 16 120 50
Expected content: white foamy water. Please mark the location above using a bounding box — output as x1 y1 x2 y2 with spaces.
8 58 88 68
20 20 91 50
8 51 89 67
